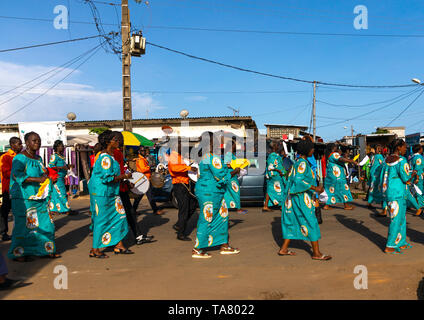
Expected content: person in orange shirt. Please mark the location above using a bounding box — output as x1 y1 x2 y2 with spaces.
0 137 23 242
168 138 198 241
132 146 164 217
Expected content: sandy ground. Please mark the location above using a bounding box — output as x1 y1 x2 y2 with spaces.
1 196 424 300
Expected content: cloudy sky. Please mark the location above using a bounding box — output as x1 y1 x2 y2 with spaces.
1 0 424 140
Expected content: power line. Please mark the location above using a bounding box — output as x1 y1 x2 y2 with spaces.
0 45 103 97
0 44 103 107
316 89 424 108
0 34 108 53
384 89 424 126
146 41 416 89
316 87 423 129
3 15 424 38
144 25 424 39
0 43 104 123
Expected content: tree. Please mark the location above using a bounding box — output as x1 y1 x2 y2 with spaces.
89 127 109 135
373 128 389 134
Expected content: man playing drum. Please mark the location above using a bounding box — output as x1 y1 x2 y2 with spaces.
133 147 164 216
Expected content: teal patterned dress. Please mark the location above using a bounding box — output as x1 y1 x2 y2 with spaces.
88 153 129 249
368 154 385 205
48 153 70 213
281 158 321 242
223 152 241 210
194 153 230 249
265 152 287 207
8 154 57 259
409 153 424 209
381 156 410 249
324 152 353 205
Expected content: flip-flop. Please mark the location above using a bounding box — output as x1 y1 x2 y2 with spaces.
344 206 354 210
262 208 273 212
400 243 413 250
384 248 403 254
312 254 332 261
237 210 248 215
278 250 296 256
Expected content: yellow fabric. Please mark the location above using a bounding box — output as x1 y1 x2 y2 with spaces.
230 158 250 169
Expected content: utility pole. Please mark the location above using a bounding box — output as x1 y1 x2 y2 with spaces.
313 81 317 141
122 0 132 132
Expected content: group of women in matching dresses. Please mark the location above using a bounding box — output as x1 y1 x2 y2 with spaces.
7 131 420 262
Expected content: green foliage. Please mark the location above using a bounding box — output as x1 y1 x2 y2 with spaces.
373 128 389 134
89 127 109 135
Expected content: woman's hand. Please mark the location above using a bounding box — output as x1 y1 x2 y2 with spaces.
312 186 324 194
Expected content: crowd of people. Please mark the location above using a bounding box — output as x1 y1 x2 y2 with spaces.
0 130 423 289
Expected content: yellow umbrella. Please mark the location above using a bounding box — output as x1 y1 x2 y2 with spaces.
121 131 154 146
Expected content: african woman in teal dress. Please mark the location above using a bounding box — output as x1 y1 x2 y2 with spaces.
223 138 247 214
323 144 357 210
368 145 387 217
192 132 240 259
88 130 133 258
48 140 75 215
279 140 331 261
381 139 416 254
263 141 287 212
409 144 424 216
8 132 60 261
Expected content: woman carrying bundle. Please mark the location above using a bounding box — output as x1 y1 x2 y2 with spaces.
8 132 60 261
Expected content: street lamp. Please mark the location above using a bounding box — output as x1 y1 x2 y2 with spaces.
412 78 423 85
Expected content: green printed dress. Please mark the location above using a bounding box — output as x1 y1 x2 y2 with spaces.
368 154 385 205
88 153 129 249
265 152 287 207
48 153 70 213
409 153 424 209
194 153 230 249
324 152 353 205
281 158 321 242
8 154 57 259
381 156 410 249
223 152 241 210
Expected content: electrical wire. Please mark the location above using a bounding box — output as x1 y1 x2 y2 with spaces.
316 87 424 129
0 42 104 123
146 41 416 89
0 34 106 53
0 45 103 97
0 44 103 107
384 89 424 126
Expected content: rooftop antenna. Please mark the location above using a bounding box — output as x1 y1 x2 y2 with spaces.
227 106 240 117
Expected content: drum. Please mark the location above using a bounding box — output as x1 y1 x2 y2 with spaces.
188 163 199 182
128 172 150 195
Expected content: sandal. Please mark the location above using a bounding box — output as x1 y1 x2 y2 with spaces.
344 206 354 210
89 250 109 259
312 254 332 261
400 243 413 250
192 249 211 259
322 206 333 210
262 208 273 212
47 253 62 259
278 250 296 256
220 246 240 255
114 248 134 255
237 210 248 215
384 248 403 254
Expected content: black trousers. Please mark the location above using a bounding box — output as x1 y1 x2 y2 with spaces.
0 192 11 235
132 185 159 214
173 183 197 237
119 191 141 239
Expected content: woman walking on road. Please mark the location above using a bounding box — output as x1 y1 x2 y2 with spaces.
263 141 287 212
192 131 240 259
323 143 357 211
88 130 133 258
367 145 387 217
381 138 416 254
48 140 76 216
279 139 331 261
8 132 60 261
